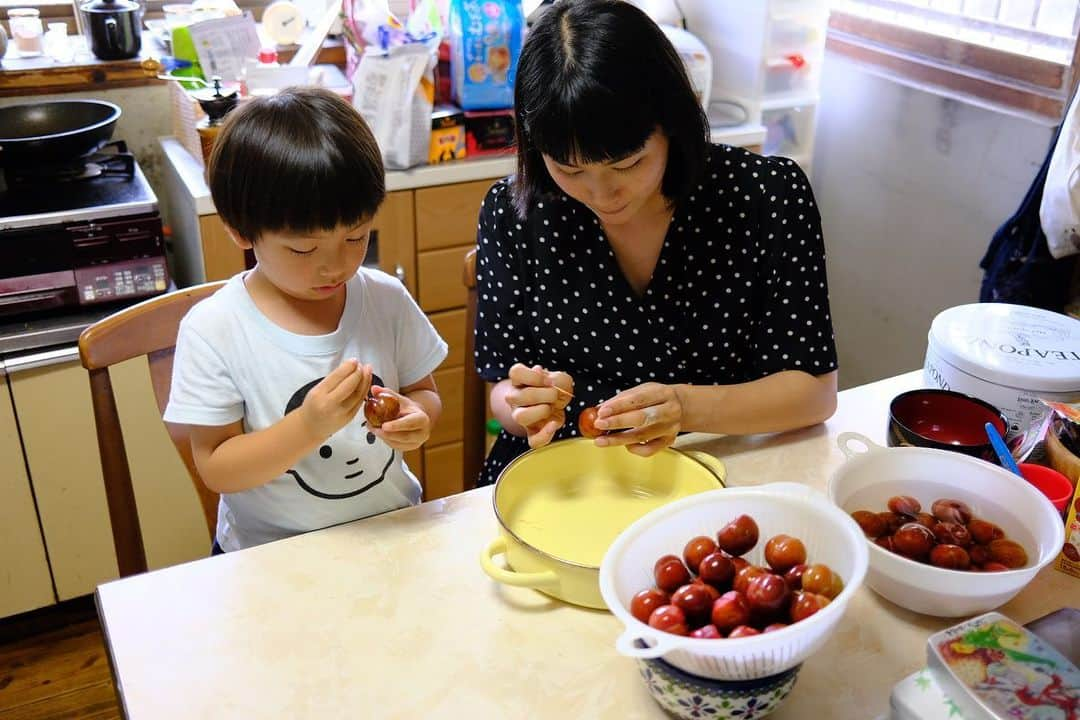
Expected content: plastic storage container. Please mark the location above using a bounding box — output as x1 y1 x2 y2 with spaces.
763 53 810 95
762 104 815 157
924 303 1080 439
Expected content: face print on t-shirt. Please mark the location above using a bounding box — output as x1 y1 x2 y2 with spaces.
282 373 395 499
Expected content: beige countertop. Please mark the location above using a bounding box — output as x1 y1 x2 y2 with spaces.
159 123 768 216
94 370 1074 718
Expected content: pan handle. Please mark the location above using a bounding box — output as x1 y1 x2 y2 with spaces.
480 536 560 589
683 451 726 485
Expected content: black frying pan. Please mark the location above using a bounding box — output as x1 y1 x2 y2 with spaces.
0 99 121 166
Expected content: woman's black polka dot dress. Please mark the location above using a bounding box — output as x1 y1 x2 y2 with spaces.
473 144 838 486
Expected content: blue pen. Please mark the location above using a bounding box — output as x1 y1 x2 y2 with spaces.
985 422 1022 476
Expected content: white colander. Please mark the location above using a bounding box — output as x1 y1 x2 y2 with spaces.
599 483 868 681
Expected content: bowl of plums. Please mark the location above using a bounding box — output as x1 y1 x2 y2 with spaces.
829 432 1065 617
598 482 867 689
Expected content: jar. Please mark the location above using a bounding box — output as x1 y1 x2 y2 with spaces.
8 8 44 56
924 303 1080 439
44 21 71 61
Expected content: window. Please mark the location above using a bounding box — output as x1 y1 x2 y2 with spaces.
828 0 1080 121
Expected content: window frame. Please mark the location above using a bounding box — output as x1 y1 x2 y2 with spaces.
826 6 1080 123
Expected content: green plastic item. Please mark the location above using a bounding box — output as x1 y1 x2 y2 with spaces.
486 418 501 436
170 25 205 87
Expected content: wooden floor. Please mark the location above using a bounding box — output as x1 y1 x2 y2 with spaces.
0 597 121 719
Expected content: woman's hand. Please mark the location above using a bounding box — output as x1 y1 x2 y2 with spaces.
299 360 372 441
370 387 432 452
505 363 574 448
593 382 684 456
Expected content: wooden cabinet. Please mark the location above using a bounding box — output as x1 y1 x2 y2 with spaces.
6 356 208 601
0 372 55 617
369 191 417 297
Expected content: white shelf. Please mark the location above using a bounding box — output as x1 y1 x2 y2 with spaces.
761 92 820 112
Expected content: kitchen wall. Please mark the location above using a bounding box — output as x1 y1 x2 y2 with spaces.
812 53 1057 389
1 85 173 193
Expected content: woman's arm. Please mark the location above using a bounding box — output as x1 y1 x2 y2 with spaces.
594 370 837 454
678 369 838 434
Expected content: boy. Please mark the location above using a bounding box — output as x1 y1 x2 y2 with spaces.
164 88 446 552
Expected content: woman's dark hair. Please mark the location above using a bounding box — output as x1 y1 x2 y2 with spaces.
207 87 385 242
512 0 709 218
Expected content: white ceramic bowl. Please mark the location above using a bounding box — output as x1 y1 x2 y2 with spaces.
828 432 1065 617
599 483 868 681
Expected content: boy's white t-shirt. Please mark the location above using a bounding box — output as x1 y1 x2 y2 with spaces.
163 268 448 551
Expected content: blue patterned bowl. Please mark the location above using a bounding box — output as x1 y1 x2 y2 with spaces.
635 641 801 719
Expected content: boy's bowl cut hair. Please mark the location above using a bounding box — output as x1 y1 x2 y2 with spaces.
207 87 386 242
512 0 709 218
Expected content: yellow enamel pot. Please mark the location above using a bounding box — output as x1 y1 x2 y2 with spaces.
480 438 725 609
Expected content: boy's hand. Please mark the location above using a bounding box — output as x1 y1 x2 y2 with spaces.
369 387 431 451
299 360 372 441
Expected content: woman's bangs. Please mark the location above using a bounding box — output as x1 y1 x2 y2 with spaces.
527 86 655 166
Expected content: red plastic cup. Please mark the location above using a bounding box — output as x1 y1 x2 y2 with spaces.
1017 463 1073 514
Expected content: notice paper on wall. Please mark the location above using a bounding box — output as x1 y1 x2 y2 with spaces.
187 13 261 82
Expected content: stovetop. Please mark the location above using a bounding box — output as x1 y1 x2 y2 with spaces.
0 142 159 231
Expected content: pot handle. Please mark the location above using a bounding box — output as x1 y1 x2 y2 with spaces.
480 536 560 589
837 431 882 459
615 627 686 658
683 451 726 485
105 16 119 47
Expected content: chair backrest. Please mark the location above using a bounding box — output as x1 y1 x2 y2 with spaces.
462 248 485 490
78 281 225 577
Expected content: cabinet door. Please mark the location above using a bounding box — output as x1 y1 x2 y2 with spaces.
199 214 247 282
423 442 463 501
415 180 494 251
9 358 208 599
429 308 467 370
430 367 464 447
368 190 417 297
417 244 475 313
0 372 55 617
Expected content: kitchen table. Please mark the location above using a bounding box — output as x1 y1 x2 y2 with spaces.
95 371 1076 718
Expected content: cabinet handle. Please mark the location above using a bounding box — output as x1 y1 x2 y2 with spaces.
395 264 406 284
3 346 80 374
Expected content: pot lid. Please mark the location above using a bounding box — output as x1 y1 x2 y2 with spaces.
81 0 140 14
928 303 1080 392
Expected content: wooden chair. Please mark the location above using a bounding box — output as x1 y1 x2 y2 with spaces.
78 281 225 578
462 248 486 490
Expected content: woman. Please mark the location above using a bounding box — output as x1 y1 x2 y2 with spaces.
473 0 838 487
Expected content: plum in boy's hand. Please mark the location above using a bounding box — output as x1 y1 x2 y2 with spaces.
364 392 400 428
368 388 432 452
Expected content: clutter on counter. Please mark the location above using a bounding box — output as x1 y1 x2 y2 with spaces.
923 303 1080 441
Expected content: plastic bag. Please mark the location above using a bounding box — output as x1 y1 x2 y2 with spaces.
352 39 438 169
448 0 523 110
341 0 401 80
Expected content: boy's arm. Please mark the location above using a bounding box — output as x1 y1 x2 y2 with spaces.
189 413 328 494
187 360 371 493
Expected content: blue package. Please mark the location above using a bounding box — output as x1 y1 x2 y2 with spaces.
448 0 524 110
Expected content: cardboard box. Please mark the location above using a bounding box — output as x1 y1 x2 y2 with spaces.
429 104 466 164
464 109 515 157
1056 478 1080 578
